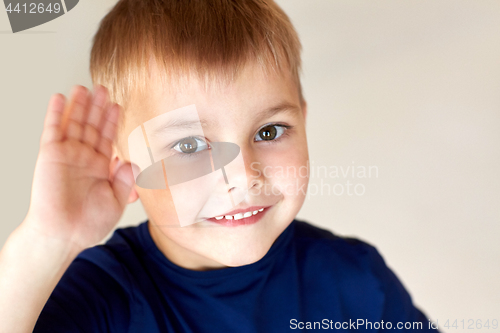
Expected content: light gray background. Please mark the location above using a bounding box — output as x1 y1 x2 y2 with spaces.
1 0 499 326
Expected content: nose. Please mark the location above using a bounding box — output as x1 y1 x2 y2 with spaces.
224 142 264 196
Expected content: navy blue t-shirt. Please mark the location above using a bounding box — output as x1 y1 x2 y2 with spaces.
34 219 438 332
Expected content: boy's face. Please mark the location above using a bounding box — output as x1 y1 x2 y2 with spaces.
118 62 309 269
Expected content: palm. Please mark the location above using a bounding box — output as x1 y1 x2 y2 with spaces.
27 85 133 249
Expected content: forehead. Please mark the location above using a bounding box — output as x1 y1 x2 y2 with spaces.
117 62 300 156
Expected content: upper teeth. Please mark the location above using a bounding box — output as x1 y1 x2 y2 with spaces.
214 208 264 220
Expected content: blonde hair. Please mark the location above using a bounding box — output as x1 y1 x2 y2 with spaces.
90 0 303 121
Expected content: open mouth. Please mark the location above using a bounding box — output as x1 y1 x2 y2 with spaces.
204 206 270 226
215 207 264 220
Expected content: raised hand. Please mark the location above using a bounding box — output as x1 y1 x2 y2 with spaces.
25 84 134 250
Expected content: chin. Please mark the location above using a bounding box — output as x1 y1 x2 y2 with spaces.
217 245 271 267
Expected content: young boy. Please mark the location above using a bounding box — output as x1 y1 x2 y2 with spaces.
0 0 439 332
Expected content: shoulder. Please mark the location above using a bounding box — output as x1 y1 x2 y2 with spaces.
41 222 149 296
72 221 150 290
291 219 437 330
292 218 384 272
34 222 150 332
56 221 149 302
290 219 400 305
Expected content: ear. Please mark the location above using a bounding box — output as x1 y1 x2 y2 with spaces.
109 146 140 204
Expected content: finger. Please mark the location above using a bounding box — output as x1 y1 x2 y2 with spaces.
96 103 120 159
61 85 90 141
82 85 109 148
111 162 135 209
40 93 66 147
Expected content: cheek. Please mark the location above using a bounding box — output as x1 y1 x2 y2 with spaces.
259 139 309 200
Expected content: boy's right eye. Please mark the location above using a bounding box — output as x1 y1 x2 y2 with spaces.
172 137 209 154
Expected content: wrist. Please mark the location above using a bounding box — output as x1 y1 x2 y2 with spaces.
21 212 87 256
0 218 83 333
6 217 84 267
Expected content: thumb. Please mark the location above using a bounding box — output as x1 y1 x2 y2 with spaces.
111 161 135 208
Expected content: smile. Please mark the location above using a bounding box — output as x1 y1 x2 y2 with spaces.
214 208 264 221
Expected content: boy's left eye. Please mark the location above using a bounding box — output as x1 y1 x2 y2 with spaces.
254 125 287 142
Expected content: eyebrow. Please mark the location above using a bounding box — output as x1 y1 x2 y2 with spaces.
253 101 301 121
149 119 209 136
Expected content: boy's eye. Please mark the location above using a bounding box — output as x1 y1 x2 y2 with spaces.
173 137 209 154
255 125 286 141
